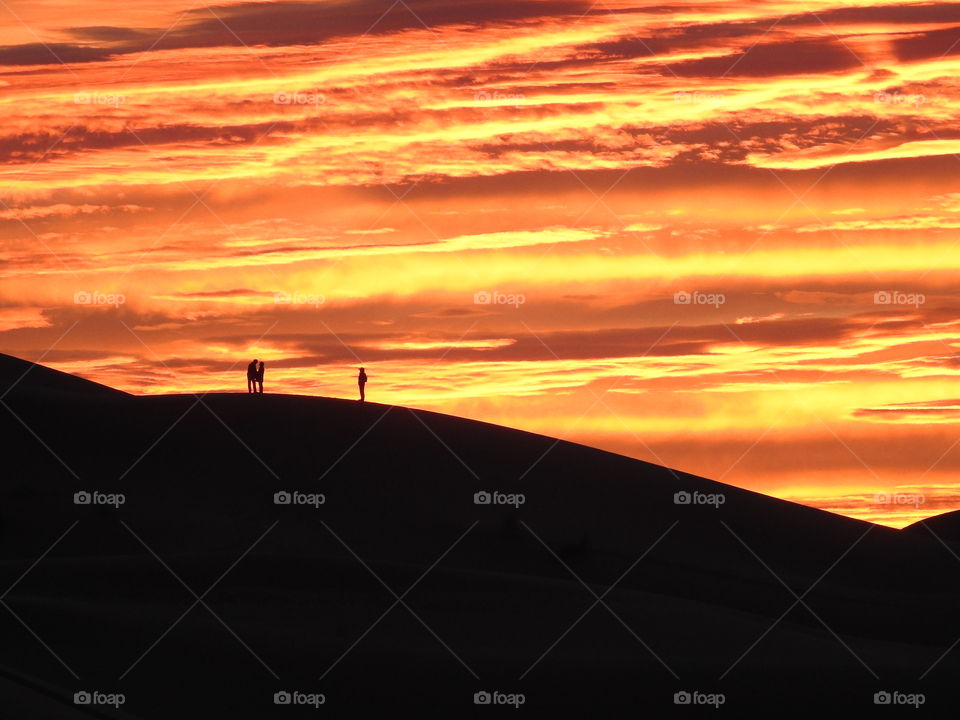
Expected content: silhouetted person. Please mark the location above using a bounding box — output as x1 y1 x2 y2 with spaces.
358 367 367 401
247 359 258 394
257 361 265 394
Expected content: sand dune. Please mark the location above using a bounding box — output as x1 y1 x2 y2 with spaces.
0 352 957 714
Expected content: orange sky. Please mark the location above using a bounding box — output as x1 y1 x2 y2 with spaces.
3 0 960 527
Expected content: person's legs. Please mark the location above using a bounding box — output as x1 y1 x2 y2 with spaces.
359 383 365 401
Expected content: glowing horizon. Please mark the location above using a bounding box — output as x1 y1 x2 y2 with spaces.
4 0 960 527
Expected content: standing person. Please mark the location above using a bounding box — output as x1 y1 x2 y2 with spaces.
247 359 258 394
257 360 265 394
358 367 367 402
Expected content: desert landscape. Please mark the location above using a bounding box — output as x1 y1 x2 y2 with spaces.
0 352 956 715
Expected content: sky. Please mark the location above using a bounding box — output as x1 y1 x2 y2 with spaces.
2 0 960 527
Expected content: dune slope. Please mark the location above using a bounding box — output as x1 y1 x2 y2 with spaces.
0 354 957 714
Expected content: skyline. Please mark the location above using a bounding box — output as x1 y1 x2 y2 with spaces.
4 0 960 526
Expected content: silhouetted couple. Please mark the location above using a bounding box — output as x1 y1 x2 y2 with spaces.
358 367 367 401
247 359 264 394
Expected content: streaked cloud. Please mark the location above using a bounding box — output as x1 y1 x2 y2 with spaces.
4 0 960 527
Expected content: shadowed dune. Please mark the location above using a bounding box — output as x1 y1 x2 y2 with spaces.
904 510 960 542
0 352 957 714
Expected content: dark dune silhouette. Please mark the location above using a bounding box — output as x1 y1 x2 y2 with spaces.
904 510 960 542
1 351 958 715
0 354 129 398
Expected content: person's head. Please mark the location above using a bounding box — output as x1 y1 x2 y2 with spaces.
360 367 365 372
252 358 257 364
259 361 264 368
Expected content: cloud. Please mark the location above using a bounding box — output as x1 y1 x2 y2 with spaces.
0 203 147 220
0 307 51 332
669 37 864 77
746 139 960 171
854 399 960 422
33 0 594 66
894 25 960 61
0 42 115 66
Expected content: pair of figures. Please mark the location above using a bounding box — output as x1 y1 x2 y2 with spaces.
244 360 367 400
247 359 264 394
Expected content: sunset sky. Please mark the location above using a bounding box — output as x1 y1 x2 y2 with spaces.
3 0 960 526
